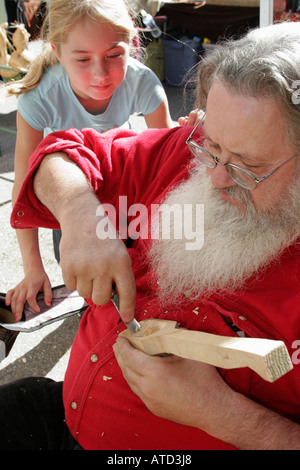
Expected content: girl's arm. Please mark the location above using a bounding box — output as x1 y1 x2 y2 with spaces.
5 111 52 320
144 97 174 129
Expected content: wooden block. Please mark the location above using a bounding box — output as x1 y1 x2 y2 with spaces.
119 319 293 382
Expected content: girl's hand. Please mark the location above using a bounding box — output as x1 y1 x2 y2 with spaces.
178 109 205 127
5 269 52 321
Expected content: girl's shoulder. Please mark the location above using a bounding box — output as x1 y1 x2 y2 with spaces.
22 63 67 99
18 63 68 108
125 57 161 87
38 63 67 89
127 56 152 75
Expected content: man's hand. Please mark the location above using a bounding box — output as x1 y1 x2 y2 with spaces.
114 336 300 450
113 336 231 429
59 213 136 323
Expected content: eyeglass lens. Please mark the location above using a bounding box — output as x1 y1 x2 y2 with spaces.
188 142 257 189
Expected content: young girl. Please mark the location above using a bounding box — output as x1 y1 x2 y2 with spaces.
5 0 173 319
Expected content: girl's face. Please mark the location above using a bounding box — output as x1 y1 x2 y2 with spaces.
53 18 130 111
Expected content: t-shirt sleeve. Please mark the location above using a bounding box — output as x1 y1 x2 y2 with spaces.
18 89 50 131
134 66 166 115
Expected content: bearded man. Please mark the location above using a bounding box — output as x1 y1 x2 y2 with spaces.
1 22 300 450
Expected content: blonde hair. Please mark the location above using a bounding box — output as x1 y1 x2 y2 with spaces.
6 0 137 95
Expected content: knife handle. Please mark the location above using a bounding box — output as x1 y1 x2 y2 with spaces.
111 288 141 334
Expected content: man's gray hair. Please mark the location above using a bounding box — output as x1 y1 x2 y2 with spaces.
196 22 300 152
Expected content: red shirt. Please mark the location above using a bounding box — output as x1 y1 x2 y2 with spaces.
11 127 300 450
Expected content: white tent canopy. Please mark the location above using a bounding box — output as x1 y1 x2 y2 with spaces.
128 0 274 27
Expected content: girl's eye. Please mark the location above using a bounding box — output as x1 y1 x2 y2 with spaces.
107 53 123 60
76 58 90 63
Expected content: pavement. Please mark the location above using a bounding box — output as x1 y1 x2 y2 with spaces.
0 69 195 385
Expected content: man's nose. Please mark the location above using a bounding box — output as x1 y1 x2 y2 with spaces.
206 164 238 189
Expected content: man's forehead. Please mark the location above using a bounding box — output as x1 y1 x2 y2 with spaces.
204 82 292 162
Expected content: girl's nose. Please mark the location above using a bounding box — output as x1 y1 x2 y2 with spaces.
92 59 108 79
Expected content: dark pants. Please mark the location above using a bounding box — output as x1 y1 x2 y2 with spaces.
53 229 61 263
0 377 81 450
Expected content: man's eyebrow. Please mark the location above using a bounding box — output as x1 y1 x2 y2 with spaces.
203 129 260 164
202 129 220 148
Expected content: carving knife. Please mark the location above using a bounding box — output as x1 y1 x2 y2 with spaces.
111 287 141 334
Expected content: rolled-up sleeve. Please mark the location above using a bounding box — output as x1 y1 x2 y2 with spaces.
10 125 194 230
10 127 139 230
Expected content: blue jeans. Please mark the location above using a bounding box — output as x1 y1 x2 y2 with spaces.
0 377 81 450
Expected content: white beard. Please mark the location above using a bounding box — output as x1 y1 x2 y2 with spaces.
148 163 300 306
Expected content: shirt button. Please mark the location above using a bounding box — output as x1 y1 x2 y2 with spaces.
90 354 98 363
17 210 24 217
71 402 78 410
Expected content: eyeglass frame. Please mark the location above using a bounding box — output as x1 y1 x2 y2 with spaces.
186 121 297 190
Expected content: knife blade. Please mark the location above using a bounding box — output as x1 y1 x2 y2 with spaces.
111 287 141 334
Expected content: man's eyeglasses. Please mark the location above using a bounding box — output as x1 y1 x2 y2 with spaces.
186 121 297 190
